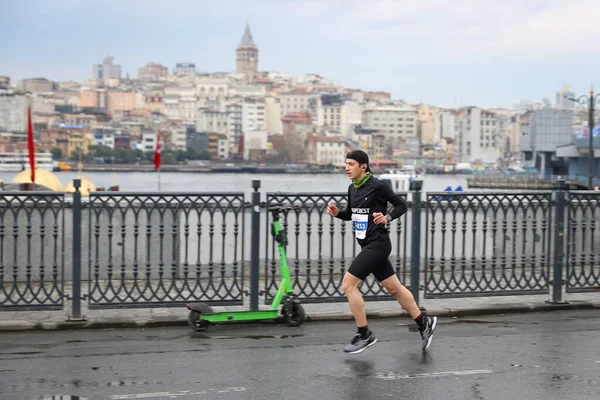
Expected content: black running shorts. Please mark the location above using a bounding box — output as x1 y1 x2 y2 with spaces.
347 243 395 282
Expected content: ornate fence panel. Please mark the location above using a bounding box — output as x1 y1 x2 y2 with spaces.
424 192 553 298
86 192 246 309
566 191 600 292
0 193 65 310
263 192 411 303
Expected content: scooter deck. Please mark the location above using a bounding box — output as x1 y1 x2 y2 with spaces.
202 310 280 323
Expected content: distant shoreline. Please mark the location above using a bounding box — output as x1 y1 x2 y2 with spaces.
55 164 340 174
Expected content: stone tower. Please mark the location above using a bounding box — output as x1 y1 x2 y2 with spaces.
236 22 258 82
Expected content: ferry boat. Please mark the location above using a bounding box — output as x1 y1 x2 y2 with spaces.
0 152 55 172
379 168 420 192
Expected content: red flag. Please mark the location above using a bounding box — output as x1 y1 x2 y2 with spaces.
27 105 35 183
153 132 161 170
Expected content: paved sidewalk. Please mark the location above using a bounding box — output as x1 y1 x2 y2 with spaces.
1 291 599 332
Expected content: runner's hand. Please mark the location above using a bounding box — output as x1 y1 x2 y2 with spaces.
327 202 339 217
372 212 387 224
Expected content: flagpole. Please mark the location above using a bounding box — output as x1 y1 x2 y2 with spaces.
26 94 36 191
152 112 161 192
153 129 161 192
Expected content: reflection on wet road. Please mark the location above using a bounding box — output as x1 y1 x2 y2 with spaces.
2 310 600 399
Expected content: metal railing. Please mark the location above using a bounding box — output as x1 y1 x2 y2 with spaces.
0 193 65 310
566 190 600 292
263 192 411 303
1 178 600 316
424 192 553 298
85 192 247 309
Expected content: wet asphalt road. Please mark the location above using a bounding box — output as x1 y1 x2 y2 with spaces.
1 310 600 400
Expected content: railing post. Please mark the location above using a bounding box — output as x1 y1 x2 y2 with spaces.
69 179 85 320
549 178 567 304
250 180 261 311
410 180 423 307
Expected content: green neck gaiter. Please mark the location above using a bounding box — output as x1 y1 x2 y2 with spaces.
353 172 372 189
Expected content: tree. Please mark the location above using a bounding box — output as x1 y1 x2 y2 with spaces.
114 148 137 163
198 151 212 160
50 148 63 160
186 148 198 160
175 149 188 162
92 145 114 158
161 151 176 165
144 150 155 162
70 147 94 163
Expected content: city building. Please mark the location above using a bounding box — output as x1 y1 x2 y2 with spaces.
317 93 347 135
306 134 346 167
107 91 137 115
114 134 131 150
226 102 243 155
354 127 389 160
520 108 574 177
141 130 157 152
0 76 9 90
0 93 27 132
143 91 165 113
138 62 169 81
186 128 208 154
170 125 187 151
163 86 197 123
361 105 419 151
242 130 268 160
197 78 229 103
67 130 95 158
18 78 55 93
281 112 312 163
196 107 229 135
174 62 196 75
92 56 122 80
555 84 576 109
277 88 316 117
265 96 282 134
242 98 266 132
236 23 258 82
418 105 437 146
460 107 501 163
217 133 229 159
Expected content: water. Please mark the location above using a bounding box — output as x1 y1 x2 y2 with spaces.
0 170 470 199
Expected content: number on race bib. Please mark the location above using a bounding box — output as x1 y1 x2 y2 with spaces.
352 214 368 239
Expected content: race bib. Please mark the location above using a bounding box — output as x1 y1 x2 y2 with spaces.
352 213 368 239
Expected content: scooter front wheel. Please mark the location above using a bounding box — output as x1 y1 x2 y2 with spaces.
284 303 306 327
188 310 210 332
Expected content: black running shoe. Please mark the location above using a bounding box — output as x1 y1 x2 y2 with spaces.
419 315 437 351
343 330 378 355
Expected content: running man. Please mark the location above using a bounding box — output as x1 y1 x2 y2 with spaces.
326 150 437 354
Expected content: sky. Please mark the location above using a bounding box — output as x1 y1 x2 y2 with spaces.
1 0 600 109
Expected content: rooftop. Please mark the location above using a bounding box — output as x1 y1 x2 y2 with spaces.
239 23 256 47
308 133 345 143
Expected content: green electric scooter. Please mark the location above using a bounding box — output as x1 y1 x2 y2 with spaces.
185 203 306 331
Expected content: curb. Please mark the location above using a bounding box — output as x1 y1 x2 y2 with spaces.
307 300 600 321
1 300 598 332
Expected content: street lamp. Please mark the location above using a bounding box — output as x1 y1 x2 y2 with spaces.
566 87 600 189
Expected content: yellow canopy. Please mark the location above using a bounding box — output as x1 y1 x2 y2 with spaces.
65 178 97 196
12 169 64 192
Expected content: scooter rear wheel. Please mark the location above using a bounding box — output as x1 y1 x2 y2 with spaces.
188 310 210 332
284 303 306 327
